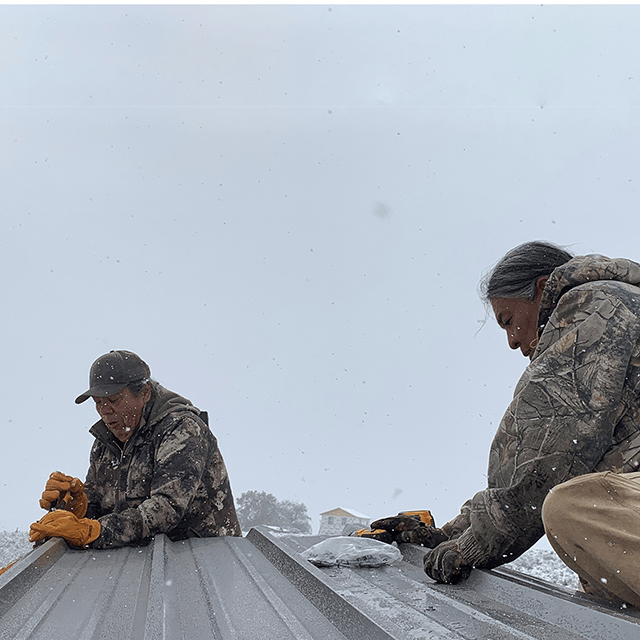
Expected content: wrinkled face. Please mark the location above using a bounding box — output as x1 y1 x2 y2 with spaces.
491 296 541 359
94 387 150 442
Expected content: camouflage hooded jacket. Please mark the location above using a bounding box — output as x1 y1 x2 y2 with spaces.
445 255 640 569
84 381 241 548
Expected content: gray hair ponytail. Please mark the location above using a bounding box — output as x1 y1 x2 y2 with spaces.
479 241 573 303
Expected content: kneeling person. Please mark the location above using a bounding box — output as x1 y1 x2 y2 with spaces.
31 350 241 548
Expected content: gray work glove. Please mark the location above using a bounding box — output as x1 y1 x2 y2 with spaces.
423 540 472 584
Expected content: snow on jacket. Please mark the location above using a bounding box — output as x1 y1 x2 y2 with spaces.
84 381 241 548
445 255 640 569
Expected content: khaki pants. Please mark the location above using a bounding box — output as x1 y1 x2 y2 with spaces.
542 471 640 607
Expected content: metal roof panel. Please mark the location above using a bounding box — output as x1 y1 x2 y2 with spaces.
1 528 638 639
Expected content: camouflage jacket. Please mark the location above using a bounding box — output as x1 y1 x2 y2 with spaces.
85 381 241 548
447 255 640 568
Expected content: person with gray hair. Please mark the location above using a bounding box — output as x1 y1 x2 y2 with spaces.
31 350 242 549
479 240 574 303
372 241 640 608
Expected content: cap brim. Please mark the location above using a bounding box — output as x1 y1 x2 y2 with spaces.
75 382 128 404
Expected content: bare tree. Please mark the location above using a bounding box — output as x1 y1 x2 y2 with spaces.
236 490 312 534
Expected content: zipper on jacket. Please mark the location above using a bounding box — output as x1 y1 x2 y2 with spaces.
114 440 128 513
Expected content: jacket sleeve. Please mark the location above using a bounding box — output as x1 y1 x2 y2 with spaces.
439 501 471 540
90 415 211 549
454 284 640 568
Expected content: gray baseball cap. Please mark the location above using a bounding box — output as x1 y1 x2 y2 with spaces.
75 350 150 404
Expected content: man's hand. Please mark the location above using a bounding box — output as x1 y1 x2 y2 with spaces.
370 514 448 547
29 510 100 548
423 540 472 584
39 471 88 518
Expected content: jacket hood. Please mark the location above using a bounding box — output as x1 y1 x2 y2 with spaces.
144 381 200 428
538 254 640 331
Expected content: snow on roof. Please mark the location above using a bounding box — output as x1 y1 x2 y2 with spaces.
320 507 370 519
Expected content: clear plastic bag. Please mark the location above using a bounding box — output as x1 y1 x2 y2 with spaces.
300 536 402 567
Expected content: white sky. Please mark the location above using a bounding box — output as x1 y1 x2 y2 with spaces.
2 5 640 541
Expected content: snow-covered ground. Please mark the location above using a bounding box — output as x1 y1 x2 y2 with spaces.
0 531 32 569
0 530 578 590
509 549 579 590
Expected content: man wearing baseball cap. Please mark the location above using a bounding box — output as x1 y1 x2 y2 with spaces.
30 350 241 548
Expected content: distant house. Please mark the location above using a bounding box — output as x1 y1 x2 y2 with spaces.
318 507 370 535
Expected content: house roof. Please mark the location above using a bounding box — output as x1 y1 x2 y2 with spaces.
1 528 639 639
320 507 370 519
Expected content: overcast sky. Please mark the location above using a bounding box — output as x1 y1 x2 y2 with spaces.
2 4 640 541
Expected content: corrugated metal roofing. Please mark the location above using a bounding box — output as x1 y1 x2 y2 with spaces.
0 527 638 639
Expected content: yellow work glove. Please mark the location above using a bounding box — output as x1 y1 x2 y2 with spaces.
39 471 88 518
29 510 101 548
352 528 395 544
370 510 447 547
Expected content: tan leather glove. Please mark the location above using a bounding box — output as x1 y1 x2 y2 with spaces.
39 471 88 518
29 510 100 548
0 558 19 577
